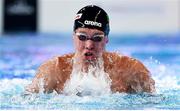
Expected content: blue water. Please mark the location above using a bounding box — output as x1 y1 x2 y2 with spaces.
0 33 180 110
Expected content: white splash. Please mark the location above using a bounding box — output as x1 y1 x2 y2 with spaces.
63 58 112 96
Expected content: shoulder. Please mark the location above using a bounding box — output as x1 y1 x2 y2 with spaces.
37 53 74 76
40 53 74 67
103 51 134 62
103 52 146 70
103 52 155 93
56 53 74 67
32 53 74 93
103 51 151 80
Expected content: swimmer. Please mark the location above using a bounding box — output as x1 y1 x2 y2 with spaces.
26 5 155 95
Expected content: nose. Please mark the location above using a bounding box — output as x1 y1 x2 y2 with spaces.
85 40 94 50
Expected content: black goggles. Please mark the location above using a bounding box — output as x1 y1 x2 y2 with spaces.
75 32 104 42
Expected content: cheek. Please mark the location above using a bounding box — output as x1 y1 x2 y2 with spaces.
75 40 84 51
96 42 106 51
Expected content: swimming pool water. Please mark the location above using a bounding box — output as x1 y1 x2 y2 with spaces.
0 33 180 110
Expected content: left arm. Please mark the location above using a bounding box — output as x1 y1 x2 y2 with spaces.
126 59 155 93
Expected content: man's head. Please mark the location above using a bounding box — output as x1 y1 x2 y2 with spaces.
74 5 110 36
73 5 110 63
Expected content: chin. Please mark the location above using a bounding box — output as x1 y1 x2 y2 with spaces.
85 55 97 60
84 58 95 62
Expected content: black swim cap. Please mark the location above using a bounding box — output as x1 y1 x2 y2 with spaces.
74 5 110 35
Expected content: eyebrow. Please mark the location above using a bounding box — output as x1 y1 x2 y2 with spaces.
77 31 104 35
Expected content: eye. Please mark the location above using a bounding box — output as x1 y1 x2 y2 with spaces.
93 36 103 42
78 35 87 41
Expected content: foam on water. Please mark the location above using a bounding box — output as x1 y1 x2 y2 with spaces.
144 57 180 93
63 57 112 96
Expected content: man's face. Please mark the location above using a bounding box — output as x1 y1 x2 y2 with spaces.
73 28 108 62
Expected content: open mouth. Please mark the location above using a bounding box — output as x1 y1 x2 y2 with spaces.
84 52 93 56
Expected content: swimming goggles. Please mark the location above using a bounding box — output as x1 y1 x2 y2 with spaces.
75 32 104 42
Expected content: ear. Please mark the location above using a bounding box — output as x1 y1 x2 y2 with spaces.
105 36 109 43
73 32 76 40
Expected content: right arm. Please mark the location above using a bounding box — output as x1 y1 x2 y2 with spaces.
25 58 57 94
